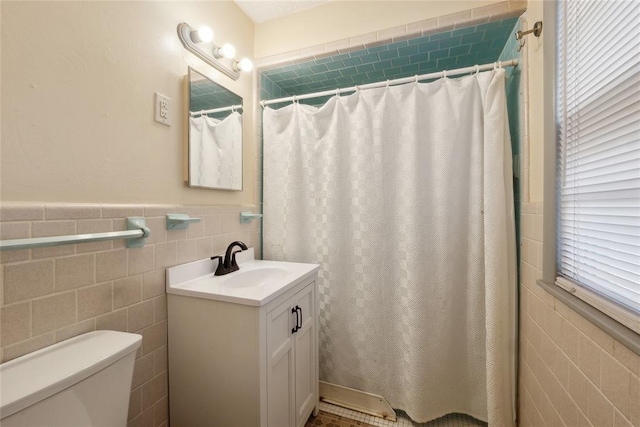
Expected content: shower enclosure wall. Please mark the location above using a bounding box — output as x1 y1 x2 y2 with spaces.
259 14 525 231
257 9 526 425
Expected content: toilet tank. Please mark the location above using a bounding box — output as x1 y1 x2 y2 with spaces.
0 330 142 427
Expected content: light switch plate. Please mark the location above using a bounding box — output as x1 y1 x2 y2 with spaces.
154 92 171 126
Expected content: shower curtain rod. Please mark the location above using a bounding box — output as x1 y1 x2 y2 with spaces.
190 104 243 117
261 59 518 107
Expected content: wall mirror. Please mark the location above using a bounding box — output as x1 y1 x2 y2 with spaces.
187 67 243 191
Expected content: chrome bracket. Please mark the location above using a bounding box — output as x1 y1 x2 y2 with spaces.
515 21 543 52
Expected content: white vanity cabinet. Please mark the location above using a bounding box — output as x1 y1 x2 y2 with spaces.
267 281 317 427
166 252 319 427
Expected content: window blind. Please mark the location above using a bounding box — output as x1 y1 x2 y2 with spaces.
556 0 640 331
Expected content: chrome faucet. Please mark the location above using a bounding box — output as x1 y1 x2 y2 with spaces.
212 241 248 276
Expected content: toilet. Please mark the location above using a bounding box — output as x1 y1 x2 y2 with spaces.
0 330 141 427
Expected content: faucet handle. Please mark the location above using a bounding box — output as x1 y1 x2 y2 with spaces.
211 256 224 275
230 250 243 268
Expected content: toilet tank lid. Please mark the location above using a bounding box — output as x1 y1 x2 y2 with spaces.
0 330 142 419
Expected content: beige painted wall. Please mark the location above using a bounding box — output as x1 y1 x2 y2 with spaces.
254 0 504 58
1 1 255 205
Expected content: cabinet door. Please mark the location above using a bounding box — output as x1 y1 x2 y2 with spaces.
294 282 317 427
267 298 295 427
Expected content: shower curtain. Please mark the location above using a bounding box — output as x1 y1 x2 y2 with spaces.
189 112 242 189
262 69 516 426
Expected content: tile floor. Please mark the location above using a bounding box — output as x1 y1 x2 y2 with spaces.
307 402 487 427
305 410 376 427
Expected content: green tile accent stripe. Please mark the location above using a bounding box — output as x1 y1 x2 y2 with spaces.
261 16 519 100
260 74 290 111
190 78 242 114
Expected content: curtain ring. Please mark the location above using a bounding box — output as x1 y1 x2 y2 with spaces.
335 88 340 98
386 79 390 88
355 85 360 92
260 100 266 108
414 75 419 84
293 95 298 104
497 61 502 69
442 70 447 79
475 64 480 75
493 62 498 70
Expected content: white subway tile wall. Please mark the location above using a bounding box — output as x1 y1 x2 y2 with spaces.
0 202 260 427
519 202 639 427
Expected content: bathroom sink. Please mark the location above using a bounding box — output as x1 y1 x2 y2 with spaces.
165 248 319 306
220 267 289 288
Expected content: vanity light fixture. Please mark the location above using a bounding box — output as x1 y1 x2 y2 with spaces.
177 22 253 81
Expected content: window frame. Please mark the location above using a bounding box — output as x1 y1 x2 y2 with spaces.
539 0 640 354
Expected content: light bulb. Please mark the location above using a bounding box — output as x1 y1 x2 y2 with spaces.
235 58 253 72
192 26 214 43
220 43 236 59
213 43 236 59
